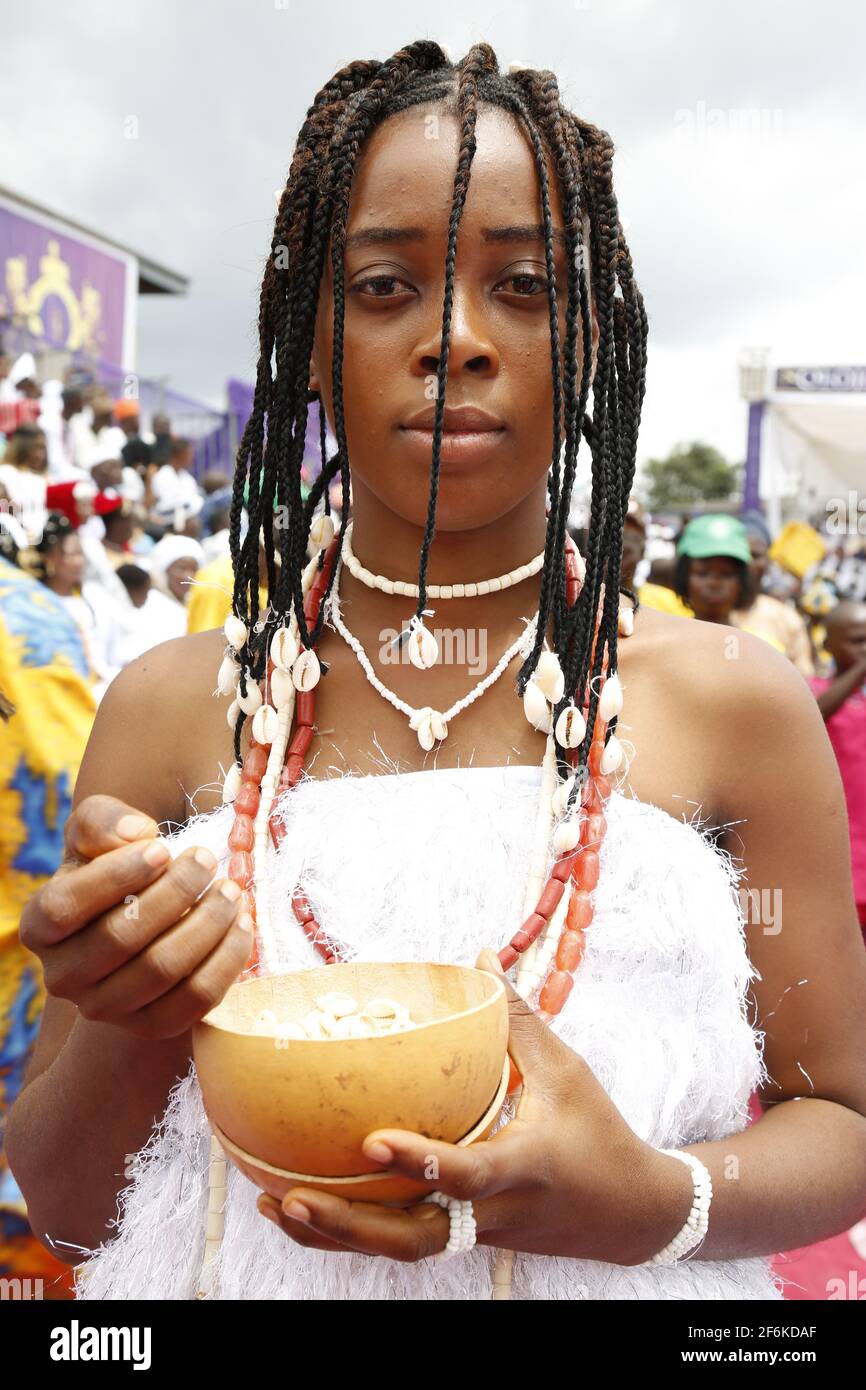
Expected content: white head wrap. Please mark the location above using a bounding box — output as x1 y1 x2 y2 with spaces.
149 534 204 599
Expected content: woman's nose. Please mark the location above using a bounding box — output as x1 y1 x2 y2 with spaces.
411 284 500 379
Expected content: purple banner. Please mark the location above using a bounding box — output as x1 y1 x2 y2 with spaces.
0 200 131 367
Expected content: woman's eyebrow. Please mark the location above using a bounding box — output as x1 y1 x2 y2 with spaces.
344 223 568 251
482 223 569 251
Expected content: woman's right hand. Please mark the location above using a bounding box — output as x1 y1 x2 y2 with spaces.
20 793 252 1039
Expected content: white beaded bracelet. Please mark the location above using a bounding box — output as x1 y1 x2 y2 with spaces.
421 1191 477 1260
648 1148 713 1266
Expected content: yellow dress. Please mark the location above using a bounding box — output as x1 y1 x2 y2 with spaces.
186 553 268 636
637 581 693 619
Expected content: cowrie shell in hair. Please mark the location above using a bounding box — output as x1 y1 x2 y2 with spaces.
270 626 299 672
598 672 623 721
270 667 294 709
600 734 624 775
552 773 577 817
292 648 321 691
224 614 248 650
553 816 583 854
252 702 279 746
222 763 242 804
407 622 439 670
534 650 565 704
555 703 586 749
508 59 529 74
619 605 635 637
217 652 239 696
309 512 336 549
226 699 240 730
236 678 263 716
523 680 551 733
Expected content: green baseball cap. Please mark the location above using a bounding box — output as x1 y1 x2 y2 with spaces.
677 514 752 565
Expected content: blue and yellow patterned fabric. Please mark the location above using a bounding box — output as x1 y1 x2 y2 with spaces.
0 556 96 1290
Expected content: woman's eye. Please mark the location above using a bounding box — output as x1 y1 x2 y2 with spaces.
495 272 550 296
352 275 414 298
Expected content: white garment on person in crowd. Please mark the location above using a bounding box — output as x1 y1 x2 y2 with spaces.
151 462 202 513
36 381 64 474
152 495 204 537
109 586 189 664
0 509 29 551
119 466 145 503
85 425 128 465
56 582 127 702
75 762 785 1302
78 531 135 610
41 401 93 482
201 527 231 564
68 410 99 470
0 464 47 543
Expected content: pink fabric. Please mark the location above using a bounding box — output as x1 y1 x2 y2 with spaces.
808 676 866 908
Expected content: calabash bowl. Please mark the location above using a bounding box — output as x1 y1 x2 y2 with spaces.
192 961 509 1197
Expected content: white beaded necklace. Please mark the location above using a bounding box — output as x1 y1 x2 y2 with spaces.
341 518 546 599
326 553 540 751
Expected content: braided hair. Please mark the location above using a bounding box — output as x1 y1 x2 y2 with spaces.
228 39 647 800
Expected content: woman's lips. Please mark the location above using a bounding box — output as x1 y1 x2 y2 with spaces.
398 426 506 464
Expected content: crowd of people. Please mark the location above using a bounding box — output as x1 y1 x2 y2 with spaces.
1 344 865 1294
584 503 866 939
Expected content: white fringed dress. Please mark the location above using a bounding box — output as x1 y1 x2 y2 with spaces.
74 763 786 1300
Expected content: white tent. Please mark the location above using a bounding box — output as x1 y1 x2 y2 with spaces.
761 391 866 529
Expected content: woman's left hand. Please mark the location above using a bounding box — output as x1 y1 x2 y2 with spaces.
257 950 692 1265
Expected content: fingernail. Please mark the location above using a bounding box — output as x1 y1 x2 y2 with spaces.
194 847 217 871
219 880 243 902
285 1200 311 1223
143 838 170 866
117 814 151 840
237 911 254 933
364 1140 393 1163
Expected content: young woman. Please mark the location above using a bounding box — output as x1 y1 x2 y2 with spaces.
8 40 866 1301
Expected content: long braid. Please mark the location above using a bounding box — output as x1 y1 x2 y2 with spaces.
411 45 495 619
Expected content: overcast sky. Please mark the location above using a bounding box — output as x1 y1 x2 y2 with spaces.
2 0 864 473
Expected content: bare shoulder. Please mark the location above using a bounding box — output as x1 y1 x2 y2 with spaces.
74 628 231 827
626 603 817 717
619 605 831 821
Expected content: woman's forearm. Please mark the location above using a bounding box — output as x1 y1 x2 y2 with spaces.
6 1017 192 1263
676 1097 866 1261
